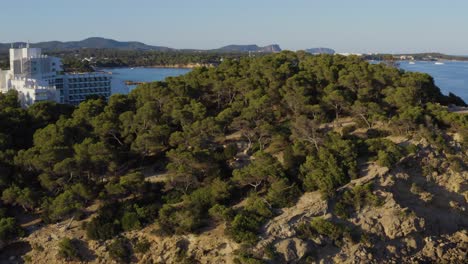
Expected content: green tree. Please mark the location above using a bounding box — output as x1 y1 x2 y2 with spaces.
232 152 285 191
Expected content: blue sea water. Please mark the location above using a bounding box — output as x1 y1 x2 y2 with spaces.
104 67 191 92
399 61 468 103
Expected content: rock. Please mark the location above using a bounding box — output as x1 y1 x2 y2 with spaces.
380 209 422 239
405 237 418 249
420 192 434 202
386 245 397 255
275 238 310 262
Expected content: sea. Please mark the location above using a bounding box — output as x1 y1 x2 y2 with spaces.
399 61 468 103
106 62 468 103
104 67 191 92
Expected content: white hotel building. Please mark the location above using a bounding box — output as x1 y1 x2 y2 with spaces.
0 45 125 107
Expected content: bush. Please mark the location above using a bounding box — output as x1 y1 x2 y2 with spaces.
366 138 405 168
448 156 466 173
44 190 84 222
227 211 263 245
298 217 353 247
266 178 300 208
334 183 381 219
244 195 273 219
0 217 25 242
263 242 280 260
308 217 350 246
121 212 141 231
86 205 121 240
133 238 151 254
108 238 132 263
57 238 81 261
86 219 120 241
377 150 397 168
225 195 276 245
233 245 265 264
224 143 238 159
156 204 201 235
209 204 233 222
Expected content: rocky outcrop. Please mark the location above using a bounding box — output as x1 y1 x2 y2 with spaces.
11 151 468 263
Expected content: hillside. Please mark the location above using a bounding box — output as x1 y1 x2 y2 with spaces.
0 38 282 54
214 44 282 53
0 52 467 263
0 37 173 52
305 47 335 54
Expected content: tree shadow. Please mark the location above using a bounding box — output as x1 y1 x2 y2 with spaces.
74 239 97 262
385 159 468 237
0 241 31 264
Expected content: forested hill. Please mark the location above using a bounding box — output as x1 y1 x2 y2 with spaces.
0 37 281 53
0 37 173 52
214 44 281 53
0 52 467 263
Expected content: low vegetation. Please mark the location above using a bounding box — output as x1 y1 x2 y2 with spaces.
57 238 81 261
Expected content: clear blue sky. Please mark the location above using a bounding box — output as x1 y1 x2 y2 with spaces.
2 0 468 54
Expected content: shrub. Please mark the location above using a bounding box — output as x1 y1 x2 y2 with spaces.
334 183 381 219
377 150 397 168
133 203 158 223
70 183 94 201
86 205 122 240
298 218 354 247
22 255 32 263
86 219 120 241
224 143 238 159
244 195 273 219
448 156 466 173
108 238 132 263
133 238 151 254
121 212 141 231
309 217 350 246
227 211 263 245
57 238 81 261
209 204 233 222
156 204 201 235
263 242 280 260
405 143 419 155
233 245 265 264
266 178 300 208
0 217 25 242
2 185 36 211
366 138 405 168
119 172 145 193
44 190 84 222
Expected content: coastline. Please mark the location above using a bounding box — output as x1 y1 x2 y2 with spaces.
97 63 214 71
147 63 215 69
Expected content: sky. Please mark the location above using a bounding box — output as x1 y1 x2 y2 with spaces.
1 0 468 54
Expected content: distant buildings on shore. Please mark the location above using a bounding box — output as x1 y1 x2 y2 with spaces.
0 45 125 107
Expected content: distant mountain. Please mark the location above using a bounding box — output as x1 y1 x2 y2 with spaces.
0 38 282 54
305 47 335 54
214 44 282 53
0 37 173 53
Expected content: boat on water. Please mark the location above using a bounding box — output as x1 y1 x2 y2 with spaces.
409 61 416 65
434 62 445 65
